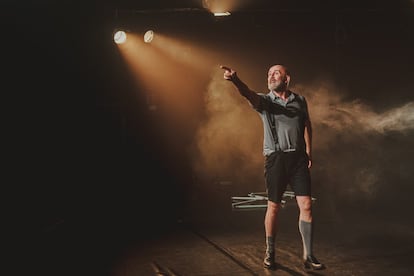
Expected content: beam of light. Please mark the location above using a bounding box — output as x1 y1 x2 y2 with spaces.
115 31 216 121
116 31 220 89
147 31 219 75
113 30 127 44
115 32 171 92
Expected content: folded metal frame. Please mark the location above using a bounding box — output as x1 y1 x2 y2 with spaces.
231 191 317 210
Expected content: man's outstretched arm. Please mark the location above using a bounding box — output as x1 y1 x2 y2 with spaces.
220 65 261 108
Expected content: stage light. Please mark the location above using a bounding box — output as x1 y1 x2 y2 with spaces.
213 12 231 16
114 30 127 44
202 0 232 16
144 30 154 43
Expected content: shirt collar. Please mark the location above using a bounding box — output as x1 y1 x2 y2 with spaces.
267 90 295 103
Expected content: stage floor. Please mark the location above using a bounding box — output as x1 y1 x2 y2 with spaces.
108 208 414 276
27 186 414 276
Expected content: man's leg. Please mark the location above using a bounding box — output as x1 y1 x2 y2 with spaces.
263 151 285 269
263 200 281 269
296 196 324 270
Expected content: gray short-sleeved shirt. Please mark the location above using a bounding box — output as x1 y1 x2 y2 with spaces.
253 91 309 156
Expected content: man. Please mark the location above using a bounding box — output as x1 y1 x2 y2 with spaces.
220 64 324 270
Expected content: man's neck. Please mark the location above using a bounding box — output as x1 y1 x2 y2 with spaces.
273 90 290 101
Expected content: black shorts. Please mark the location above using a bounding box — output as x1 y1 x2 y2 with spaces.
264 150 311 203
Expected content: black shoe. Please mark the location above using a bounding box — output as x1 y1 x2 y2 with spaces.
303 255 325 270
263 251 276 270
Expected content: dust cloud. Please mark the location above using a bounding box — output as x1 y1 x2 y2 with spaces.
191 69 414 216
192 70 264 191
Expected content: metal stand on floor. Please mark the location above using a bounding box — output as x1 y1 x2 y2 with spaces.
231 191 316 210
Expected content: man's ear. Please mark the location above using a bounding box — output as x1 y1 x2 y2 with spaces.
285 75 291 86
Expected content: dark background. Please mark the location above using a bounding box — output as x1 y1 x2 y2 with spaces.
4 1 414 275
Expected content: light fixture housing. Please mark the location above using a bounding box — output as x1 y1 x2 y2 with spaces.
144 30 154 43
213 12 231 17
114 30 127 44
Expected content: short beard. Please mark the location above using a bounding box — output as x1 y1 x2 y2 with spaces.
268 81 287 92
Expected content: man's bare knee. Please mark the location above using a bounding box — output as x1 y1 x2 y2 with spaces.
267 200 282 213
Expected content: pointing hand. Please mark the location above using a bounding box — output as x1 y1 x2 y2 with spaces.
220 65 236 80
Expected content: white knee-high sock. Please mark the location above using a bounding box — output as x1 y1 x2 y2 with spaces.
299 220 313 259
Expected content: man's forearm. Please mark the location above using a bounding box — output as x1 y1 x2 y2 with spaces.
230 74 261 107
304 120 312 158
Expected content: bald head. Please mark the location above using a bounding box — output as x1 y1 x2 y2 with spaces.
267 64 291 92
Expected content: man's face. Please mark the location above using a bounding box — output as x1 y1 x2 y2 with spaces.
267 65 288 92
